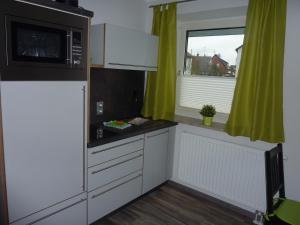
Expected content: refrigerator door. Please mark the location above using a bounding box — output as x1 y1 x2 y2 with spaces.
1 81 86 223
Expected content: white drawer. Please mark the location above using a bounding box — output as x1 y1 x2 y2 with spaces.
88 150 143 191
11 193 87 225
88 171 142 224
88 135 144 168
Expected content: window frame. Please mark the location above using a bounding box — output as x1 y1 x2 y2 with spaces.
176 16 246 124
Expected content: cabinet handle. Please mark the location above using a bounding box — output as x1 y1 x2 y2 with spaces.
82 86 86 192
91 154 143 175
66 33 72 65
91 174 142 199
108 62 157 69
91 138 144 155
5 17 9 66
147 131 169 139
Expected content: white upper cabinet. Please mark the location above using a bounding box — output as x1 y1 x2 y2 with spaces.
145 34 159 69
105 24 147 68
91 23 158 71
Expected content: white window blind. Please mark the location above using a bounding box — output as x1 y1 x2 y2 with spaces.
177 76 236 113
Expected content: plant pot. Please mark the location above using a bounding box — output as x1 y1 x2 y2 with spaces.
202 116 213 126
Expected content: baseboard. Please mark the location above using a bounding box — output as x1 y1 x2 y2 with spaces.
167 180 255 220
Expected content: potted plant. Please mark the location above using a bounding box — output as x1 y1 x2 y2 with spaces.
199 105 216 126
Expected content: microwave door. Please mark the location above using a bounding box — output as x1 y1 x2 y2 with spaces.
6 16 71 68
11 22 69 64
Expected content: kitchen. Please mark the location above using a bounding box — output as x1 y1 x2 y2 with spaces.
1 0 300 225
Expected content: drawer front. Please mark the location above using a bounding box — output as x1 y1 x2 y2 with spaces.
88 150 143 191
88 172 142 224
29 200 87 225
11 193 87 225
88 135 144 168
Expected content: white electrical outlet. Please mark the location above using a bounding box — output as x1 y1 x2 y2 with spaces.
96 101 103 115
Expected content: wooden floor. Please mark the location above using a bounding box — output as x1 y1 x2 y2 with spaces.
93 182 253 225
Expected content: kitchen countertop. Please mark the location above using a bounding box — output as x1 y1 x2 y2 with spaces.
88 120 177 148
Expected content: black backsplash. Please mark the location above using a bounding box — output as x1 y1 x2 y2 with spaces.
90 68 145 125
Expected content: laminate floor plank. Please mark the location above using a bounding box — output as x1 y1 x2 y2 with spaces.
92 183 253 225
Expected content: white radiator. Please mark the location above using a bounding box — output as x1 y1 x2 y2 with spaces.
177 131 266 212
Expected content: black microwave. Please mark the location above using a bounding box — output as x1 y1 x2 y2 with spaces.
5 16 84 69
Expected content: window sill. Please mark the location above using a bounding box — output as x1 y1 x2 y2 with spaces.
173 115 275 152
175 106 229 124
174 115 225 132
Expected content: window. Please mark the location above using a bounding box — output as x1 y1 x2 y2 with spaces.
177 27 245 117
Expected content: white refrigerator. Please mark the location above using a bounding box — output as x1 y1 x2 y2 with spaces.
1 81 87 224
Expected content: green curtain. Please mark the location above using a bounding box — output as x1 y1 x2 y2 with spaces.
142 3 177 121
225 0 286 143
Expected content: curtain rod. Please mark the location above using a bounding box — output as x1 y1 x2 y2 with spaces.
148 0 198 8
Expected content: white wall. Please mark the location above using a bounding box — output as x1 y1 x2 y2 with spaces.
283 0 300 201
79 0 147 31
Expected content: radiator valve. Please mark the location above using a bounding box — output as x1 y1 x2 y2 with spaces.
253 210 264 225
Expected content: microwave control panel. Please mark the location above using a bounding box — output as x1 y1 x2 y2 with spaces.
72 31 83 68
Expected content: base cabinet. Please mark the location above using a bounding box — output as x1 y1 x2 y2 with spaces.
88 173 142 224
87 127 172 224
143 128 169 194
87 136 144 224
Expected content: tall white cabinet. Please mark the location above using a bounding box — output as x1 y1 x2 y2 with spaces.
1 82 87 224
91 23 159 71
